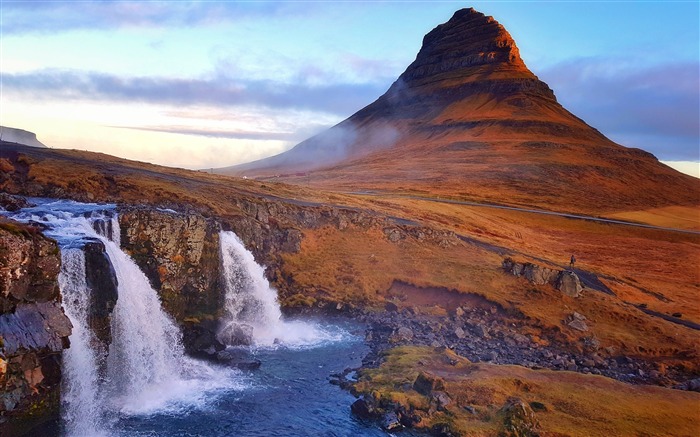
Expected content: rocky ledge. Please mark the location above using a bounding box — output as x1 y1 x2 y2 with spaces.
0 218 72 436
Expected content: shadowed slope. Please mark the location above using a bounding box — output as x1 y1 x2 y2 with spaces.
219 8 699 214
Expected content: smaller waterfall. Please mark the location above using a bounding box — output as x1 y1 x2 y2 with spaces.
218 231 341 347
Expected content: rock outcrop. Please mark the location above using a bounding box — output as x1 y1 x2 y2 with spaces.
82 239 118 348
0 219 71 436
118 207 224 322
502 258 583 297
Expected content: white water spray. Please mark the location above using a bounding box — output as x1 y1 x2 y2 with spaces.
218 231 341 347
59 248 107 437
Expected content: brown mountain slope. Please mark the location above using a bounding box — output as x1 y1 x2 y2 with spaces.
219 8 699 215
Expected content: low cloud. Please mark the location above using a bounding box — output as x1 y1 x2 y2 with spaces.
3 69 387 116
115 125 316 142
539 58 699 160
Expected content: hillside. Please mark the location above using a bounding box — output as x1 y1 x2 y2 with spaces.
218 8 699 215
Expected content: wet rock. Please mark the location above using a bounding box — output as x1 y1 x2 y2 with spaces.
351 396 379 418
385 301 399 312
0 193 32 212
83 239 118 348
182 320 225 359
413 371 445 395
215 348 262 370
118 208 224 323
0 221 70 435
218 323 254 346
381 411 403 431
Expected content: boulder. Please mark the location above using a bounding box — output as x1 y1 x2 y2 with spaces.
381 411 403 431
565 312 589 332
430 391 452 410
393 326 414 342
0 193 32 212
218 323 254 346
523 264 559 285
556 271 583 297
182 320 225 359
413 371 445 395
500 397 540 437
351 396 379 418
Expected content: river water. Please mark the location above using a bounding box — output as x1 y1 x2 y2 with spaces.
111 321 387 437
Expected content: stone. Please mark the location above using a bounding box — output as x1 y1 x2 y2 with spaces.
0 193 32 212
500 397 541 437
381 411 403 431
218 323 254 346
556 271 583 297
454 326 466 339
413 371 445 395
351 396 378 418
430 391 452 410
566 313 589 332
674 378 700 392
523 264 559 285
393 326 414 341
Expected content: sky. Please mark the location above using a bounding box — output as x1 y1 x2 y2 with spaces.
1 1 698 177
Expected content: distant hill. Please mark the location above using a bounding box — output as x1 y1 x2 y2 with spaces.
217 8 698 214
0 126 47 148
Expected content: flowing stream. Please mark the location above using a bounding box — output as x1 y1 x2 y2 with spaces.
4 199 381 436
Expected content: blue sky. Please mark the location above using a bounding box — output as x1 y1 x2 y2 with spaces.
1 1 698 176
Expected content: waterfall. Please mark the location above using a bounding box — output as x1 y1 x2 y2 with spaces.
103 236 187 410
218 231 339 347
59 248 106 437
5 199 242 435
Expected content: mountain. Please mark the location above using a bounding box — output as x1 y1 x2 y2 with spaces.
218 8 698 214
0 126 47 148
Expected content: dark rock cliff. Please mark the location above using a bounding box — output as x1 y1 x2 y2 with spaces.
0 219 72 436
118 207 224 323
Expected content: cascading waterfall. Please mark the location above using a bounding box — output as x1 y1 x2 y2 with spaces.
218 231 340 347
59 248 106 437
5 199 241 435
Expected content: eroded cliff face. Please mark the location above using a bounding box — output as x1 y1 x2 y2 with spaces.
0 219 72 436
118 208 224 322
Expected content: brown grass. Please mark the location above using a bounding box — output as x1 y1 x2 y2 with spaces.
355 346 700 436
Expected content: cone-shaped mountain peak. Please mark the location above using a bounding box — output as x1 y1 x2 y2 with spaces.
399 8 527 87
219 8 698 214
